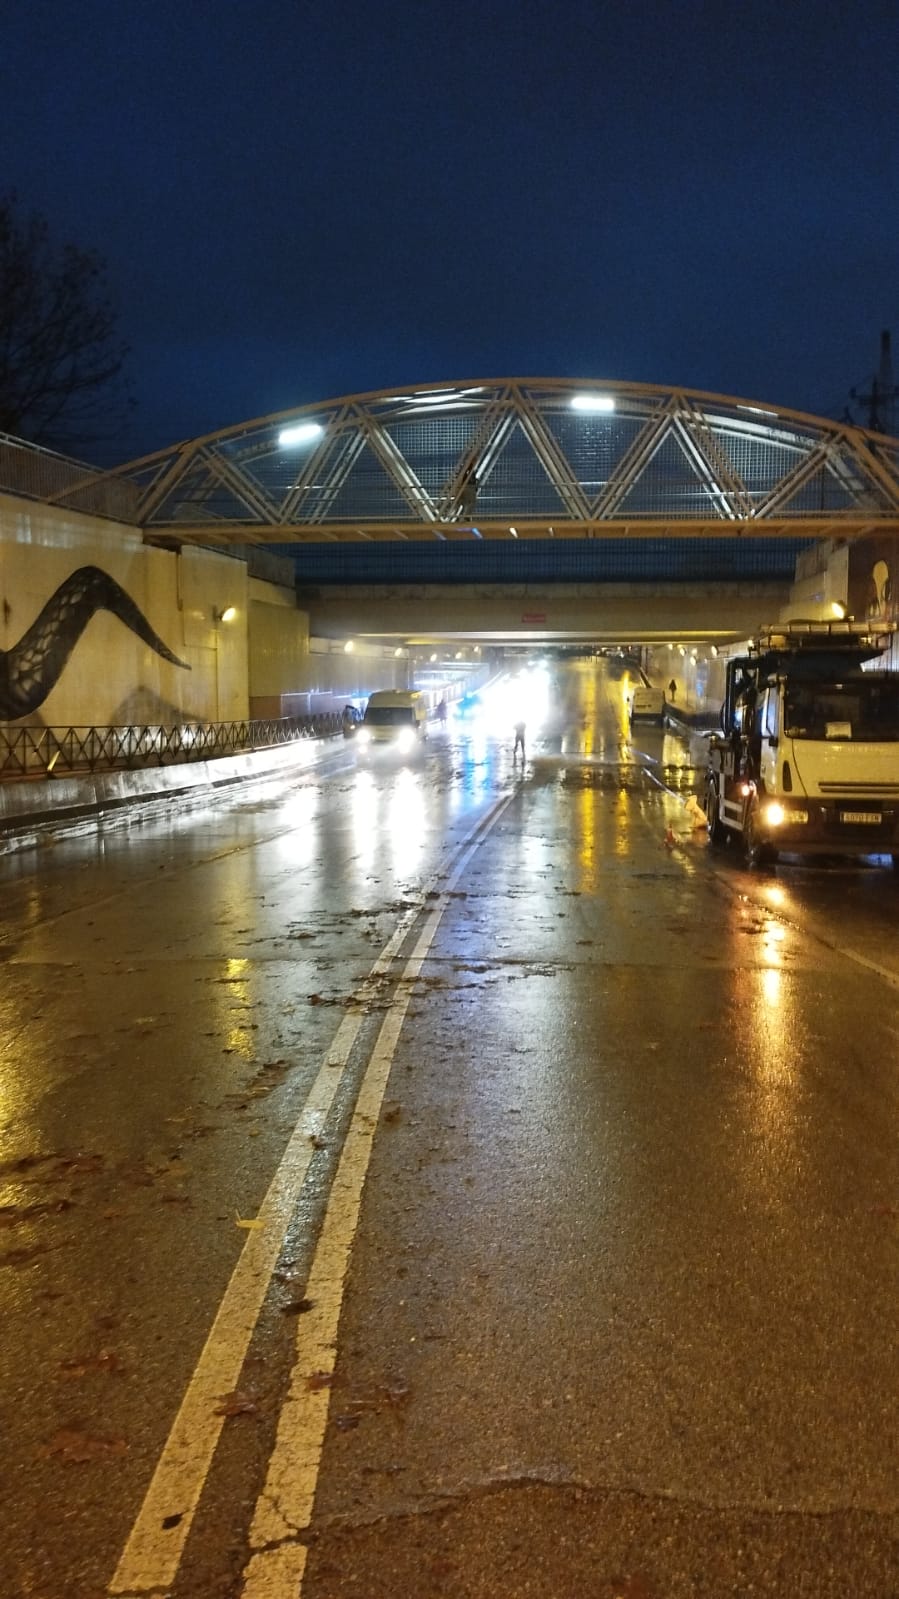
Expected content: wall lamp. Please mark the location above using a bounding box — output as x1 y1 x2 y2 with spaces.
213 605 237 624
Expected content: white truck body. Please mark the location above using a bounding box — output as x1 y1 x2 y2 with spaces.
706 622 899 864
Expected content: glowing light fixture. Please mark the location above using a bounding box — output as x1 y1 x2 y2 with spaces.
830 602 846 618
344 639 355 654
213 605 237 623
278 421 324 447
570 394 615 413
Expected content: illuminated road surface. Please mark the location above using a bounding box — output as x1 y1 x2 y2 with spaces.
0 660 896 1599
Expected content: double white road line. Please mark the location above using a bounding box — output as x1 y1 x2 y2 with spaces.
109 788 515 1599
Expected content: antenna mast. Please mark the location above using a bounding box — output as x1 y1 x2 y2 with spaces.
851 329 898 433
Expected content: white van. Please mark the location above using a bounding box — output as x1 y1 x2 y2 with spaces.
629 687 666 726
357 690 428 751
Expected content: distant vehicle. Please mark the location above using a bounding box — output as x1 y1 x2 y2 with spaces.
341 705 362 737
629 687 666 726
356 690 428 753
706 620 899 865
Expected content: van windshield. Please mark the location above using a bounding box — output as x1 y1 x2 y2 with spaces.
364 707 415 727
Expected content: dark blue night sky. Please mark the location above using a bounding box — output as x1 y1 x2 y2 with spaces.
4 0 897 464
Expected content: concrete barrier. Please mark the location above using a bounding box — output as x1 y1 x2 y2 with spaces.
0 736 341 852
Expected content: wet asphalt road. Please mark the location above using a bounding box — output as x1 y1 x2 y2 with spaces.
0 660 896 1599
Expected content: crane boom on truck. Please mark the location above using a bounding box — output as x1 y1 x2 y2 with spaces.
705 620 899 866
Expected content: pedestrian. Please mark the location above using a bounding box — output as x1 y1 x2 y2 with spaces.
668 678 677 702
437 698 447 724
513 719 526 758
459 468 479 522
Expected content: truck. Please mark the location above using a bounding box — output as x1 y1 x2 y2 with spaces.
705 620 899 866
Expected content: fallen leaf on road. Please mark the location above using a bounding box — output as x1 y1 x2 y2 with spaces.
281 1298 315 1316
214 1391 259 1417
41 1428 128 1463
306 1370 332 1391
58 1349 121 1379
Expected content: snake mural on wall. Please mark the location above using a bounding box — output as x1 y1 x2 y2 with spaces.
0 565 190 721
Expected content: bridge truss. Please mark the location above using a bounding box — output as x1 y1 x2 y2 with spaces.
98 379 899 545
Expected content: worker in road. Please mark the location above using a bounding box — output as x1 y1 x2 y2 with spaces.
513 719 526 760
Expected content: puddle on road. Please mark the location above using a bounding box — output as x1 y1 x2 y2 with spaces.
531 758 704 795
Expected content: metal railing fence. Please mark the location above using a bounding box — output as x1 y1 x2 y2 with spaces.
0 715 342 780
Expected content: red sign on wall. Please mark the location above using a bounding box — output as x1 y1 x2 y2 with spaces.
521 613 546 624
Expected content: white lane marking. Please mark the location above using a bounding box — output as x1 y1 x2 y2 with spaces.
108 954 402 1597
240 795 514 1597
108 789 515 1597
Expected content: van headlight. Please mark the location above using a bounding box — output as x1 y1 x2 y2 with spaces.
396 726 415 752
356 727 371 746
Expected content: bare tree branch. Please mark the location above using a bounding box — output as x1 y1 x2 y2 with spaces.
0 193 134 452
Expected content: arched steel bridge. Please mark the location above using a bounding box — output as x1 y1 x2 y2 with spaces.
109 378 899 547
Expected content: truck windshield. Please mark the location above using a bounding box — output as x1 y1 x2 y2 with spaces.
783 679 899 741
364 707 415 726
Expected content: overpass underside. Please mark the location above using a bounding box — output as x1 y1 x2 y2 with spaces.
302 580 790 647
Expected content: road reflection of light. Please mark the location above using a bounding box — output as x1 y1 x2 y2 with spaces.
387 769 426 871
275 784 320 867
761 967 783 1008
574 787 600 891
222 957 254 1057
612 791 631 856
351 770 379 875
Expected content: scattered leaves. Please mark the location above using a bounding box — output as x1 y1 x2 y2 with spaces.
41 1428 128 1463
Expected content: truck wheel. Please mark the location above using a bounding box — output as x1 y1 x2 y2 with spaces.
706 781 727 845
745 808 777 867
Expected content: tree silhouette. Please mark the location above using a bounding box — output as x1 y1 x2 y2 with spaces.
0 193 133 453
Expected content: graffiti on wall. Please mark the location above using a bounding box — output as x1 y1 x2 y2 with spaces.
0 565 189 720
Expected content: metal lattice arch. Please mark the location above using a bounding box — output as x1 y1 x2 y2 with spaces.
112 379 899 545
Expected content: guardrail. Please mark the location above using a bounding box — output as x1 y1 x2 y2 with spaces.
0 715 342 779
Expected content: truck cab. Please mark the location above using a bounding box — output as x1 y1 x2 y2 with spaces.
706 621 899 865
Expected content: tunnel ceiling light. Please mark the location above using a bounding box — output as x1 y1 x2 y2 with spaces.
344 639 355 653
278 421 324 447
570 393 616 413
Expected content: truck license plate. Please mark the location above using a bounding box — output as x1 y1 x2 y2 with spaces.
840 811 881 824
